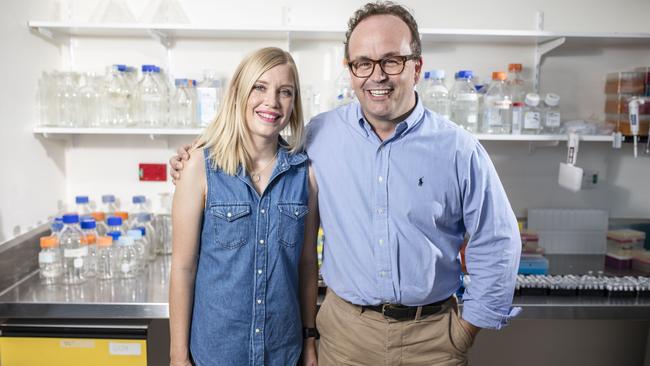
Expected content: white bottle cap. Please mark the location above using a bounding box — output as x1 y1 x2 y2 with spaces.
525 93 540 107
545 93 560 106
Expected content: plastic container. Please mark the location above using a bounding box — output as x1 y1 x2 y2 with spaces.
59 214 87 285
542 93 561 134
107 216 124 235
481 71 512 134
116 236 138 279
450 70 479 133
507 63 526 105
96 236 115 280
127 229 147 273
39 236 62 285
196 69 223 127
81 219 98 278
137 65 163 127
605 253 632 270
90 212 108 236
75 195 92 218
607 229 646 254
518 255 549 275
422 70 450 119
522 93 541 134
632 251 650 274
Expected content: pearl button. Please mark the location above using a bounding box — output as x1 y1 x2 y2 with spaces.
378 176 383 182
257 269 262 274
255 328 261 333
379 239 384 246
226 212 232 218
259 239 265 245
260 209 265 214
257 299 262 304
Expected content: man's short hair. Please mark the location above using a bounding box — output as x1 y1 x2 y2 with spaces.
344 1 421 61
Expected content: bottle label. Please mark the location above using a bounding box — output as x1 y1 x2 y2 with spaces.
524 111 541 129
455 94 478 102
64 247 88 258
467 114 478 124
197 87 218 127
494 100 512 110
39 252 56 264
512 109 523 134
73 257 84 269
546 111 561 127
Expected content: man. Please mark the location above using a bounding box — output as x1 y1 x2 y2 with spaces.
171 2 520 365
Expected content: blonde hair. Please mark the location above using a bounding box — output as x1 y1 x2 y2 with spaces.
195 47 305 175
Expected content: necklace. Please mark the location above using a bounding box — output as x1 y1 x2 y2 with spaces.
250 151 278 183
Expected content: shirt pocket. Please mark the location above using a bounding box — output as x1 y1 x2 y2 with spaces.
211 203 252 249
277 202 309 248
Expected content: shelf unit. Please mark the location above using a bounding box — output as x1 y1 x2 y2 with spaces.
32 126 614 144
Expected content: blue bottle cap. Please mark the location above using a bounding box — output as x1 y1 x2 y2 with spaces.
107 231 122 241
457 70 473 79
127 229 143 239
430 69 445 79
138 226 146 236
116 64 127 72
102 194 115 203
54 216 63 223
132 195 146 204
118 236 134 246
80 219 97 230
62 214 79 224
136 213 152 222
423 71 430 79
75 196 89 204
51 222 64 232
107 216 123 226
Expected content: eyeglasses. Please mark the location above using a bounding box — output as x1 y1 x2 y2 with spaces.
347 54 419 78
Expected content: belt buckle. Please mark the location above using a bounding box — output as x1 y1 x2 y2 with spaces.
381 304 391 317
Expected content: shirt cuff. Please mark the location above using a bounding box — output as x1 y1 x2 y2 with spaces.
460 300 522 330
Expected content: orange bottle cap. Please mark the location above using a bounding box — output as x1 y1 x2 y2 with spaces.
40 236 58 248
508 63 522 72
84 234 97 245
97 236 113 246
115 211 129 220
492 71 507 81
91 212 106 222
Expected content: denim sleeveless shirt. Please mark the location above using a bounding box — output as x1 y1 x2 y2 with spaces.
190 146 309 366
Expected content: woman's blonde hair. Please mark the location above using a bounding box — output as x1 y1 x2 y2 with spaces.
195 47 305 175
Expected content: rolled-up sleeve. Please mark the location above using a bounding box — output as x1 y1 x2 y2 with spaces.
457 140 521 330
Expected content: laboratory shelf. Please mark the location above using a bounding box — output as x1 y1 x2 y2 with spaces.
475 134 614 142
33 126 202 137
28 21 650 45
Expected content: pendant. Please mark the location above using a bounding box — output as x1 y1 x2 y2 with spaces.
251 174 261 183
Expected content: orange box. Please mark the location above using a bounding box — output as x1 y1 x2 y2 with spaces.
605 72 645 94
605 113 650 136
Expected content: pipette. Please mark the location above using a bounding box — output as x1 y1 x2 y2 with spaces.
628 97 646 158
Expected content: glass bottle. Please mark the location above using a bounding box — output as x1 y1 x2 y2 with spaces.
523 93 542 135
96 236 115 280
481 71 512 134
59 213 87 285
116 236 138 279
542 93 561 134
39 236 62 285
450 70 479 133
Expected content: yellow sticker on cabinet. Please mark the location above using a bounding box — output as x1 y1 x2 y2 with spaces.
59 339 95 348
109 342 142 356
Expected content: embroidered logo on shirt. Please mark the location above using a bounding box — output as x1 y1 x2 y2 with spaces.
418 177 424 186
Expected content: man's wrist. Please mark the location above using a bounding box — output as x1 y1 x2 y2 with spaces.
302 327 320 339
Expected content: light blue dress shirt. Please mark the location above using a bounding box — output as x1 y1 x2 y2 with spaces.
305 95 521 329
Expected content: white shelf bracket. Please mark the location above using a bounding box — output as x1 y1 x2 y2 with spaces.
148 29 173 49
286 31 293 53
528 139 560 154
533 37 565 93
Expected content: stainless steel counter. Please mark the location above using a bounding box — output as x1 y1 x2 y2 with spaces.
0 255 171 319
1 253 650 320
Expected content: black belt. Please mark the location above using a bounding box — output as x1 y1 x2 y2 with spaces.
362 296 451 321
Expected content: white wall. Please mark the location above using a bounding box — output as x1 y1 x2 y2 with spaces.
0 1 65 242
1 0 650 243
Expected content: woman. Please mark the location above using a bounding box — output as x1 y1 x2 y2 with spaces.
169 47 319 366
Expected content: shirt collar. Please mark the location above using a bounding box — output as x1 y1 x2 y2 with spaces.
355 92 425 139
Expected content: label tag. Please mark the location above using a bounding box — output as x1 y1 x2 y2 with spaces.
109 342 142 356
60 339 95 348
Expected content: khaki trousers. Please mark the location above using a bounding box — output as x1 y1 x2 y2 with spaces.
316 290 474 366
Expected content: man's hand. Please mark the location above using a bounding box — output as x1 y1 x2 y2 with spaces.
169 144 193 184
458 318 481 338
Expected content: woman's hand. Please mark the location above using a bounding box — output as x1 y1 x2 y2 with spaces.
302 339 318 366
